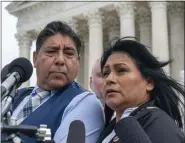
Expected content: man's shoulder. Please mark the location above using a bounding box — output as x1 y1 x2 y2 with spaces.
71 90 98 105
18 87 34 92
63 91 102 113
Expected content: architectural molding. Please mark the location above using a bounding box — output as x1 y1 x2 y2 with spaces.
15 32 33 49
149 1 167 10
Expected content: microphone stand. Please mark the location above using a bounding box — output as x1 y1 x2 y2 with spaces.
1 85 52 143
1 85 24 143
2 85 17 123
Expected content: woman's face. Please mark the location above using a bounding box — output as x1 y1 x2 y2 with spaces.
102 52 154 112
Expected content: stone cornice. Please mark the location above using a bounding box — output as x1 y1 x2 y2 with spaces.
6 2 41 17
149 1 167 10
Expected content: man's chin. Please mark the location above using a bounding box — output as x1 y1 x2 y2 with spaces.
49 80 69 90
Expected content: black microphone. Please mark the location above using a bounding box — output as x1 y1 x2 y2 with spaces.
67 120 85 143
1 64 10 83
1 57 33 98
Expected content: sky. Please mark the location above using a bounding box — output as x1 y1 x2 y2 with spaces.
2 1 36 86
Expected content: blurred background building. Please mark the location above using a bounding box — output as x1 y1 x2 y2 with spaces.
6 1 184 90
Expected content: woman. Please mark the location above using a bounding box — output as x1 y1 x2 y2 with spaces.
97 38 185 143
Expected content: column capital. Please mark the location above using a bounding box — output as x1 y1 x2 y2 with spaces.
84 9 104 28
34 27 43 36
168 2 184 17
68 18 80 34
149 1 167 10
114 2 135 17
15 32 33 48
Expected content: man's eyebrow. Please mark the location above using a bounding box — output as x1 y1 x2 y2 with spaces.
64 46 76 51
44 45 60 50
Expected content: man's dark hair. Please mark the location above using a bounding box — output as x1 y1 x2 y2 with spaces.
36 21 81 55
102 37 185 129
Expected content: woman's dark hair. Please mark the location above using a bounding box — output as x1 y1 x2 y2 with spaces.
36 21 81 55
102 37 185 129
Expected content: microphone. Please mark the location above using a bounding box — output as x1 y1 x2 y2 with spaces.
67 120 85 143
1 57 33 99
1 64 10 83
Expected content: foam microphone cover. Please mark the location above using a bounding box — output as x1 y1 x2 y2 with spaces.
67 120 85 143
8 57 33 82
1 64 10 83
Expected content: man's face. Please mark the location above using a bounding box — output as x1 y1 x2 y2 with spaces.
33 33 80 90
90 60 103 99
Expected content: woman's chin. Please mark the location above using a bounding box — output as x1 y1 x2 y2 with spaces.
105 99 120 110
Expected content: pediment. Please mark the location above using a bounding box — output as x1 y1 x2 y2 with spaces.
6 1 39 15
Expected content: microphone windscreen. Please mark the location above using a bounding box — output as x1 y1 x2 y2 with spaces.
67 120 85 143
8 57 33 82
1 64 10 83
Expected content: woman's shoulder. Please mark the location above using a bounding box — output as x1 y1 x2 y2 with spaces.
135 107 184 143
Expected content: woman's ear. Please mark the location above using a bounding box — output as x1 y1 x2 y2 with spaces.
146 77 154 92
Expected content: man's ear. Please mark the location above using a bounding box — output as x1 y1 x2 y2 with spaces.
78 55 80 61
90 76 92 89
33 51 37 68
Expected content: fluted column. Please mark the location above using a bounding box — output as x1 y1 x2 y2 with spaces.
15 32 33 87
149 2 170 74
83 34 89 90
86 10 103 90
169 2 184 81
138 7 151 51
115 2 135 37
68 19 82 84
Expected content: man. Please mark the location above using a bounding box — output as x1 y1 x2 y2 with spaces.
90 59 104 104
8 21 105 143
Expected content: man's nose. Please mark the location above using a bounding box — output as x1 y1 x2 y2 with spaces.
55 51 65 65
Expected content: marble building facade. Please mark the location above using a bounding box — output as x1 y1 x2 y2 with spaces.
6 1 184 90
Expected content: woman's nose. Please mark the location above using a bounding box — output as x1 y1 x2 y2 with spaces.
106 72 117 85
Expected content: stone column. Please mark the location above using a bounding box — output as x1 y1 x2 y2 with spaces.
115 2 135 38
15 32 33 87
149 2 170 74
169 2 184 81
82 34 89 90
138 7 152 51
86 9 103 90
68 18 82 84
